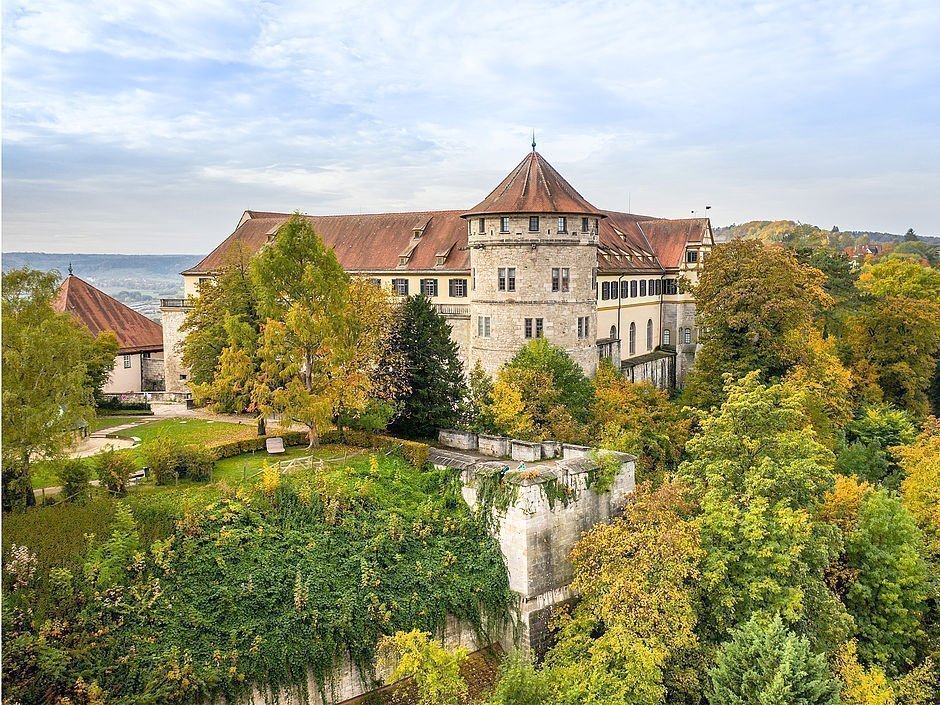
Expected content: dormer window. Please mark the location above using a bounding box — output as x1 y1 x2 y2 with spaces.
436 255 446 266
686 250 699 264
413 229 423 239
399 255 410 266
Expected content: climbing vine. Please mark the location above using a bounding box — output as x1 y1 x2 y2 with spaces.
474 466 519 529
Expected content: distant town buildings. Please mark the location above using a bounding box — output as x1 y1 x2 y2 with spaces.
162 150 712 392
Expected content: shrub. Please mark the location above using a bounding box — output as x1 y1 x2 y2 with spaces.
55 459 92 503
207 431 309 461
402 440 430 468
180 445 214 481
144 436 183 485
95 449 137 495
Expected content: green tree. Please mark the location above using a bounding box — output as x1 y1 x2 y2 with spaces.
503 338 594 423
684 240 833 408
486 651 551 705
708 615 840 705
844 490 928 670
591 359 691 485
679 372 845 643
461 362 497 433
2 269 104 508
836 441 890 485
180 245 260 389
904 228 918 242
250 215 402 447
390 294 466 438
378 630 468 705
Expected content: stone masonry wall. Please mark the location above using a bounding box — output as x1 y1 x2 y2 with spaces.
468 214 600 377
160 307 191 394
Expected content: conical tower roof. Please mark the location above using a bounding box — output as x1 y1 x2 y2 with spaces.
464 151 605 218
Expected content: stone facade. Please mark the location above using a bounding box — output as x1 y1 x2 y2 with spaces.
160 305 191 394
467 214 600 376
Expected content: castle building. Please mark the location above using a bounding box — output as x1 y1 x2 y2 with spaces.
55 273 165 393
161 150 711 393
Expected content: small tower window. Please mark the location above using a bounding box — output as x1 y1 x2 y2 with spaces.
500 217 510 233
581 217 589 232
478 218 485 234
558 217 567 233
528 216 539 232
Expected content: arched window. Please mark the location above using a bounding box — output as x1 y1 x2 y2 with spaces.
663 328 671 345
629 322 636 355
610 325 617 339
683 328 692 345
647 319 653 350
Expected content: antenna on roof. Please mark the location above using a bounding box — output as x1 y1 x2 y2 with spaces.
68 261 73 276
531 130 536 152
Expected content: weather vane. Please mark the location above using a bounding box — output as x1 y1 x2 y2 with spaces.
531 130 536 152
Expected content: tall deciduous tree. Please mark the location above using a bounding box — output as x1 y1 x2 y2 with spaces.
684 239 832 408
679 372 847 644
389 294 465 438
590 360 691 485
2 269 115 508
249 215 402 447
844 490 928 670
708 615 840 705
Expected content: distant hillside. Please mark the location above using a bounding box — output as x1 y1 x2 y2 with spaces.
1 252 200 321
714 221 939 246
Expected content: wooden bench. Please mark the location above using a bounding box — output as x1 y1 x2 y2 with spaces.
266 437 286 454
128 469 147 486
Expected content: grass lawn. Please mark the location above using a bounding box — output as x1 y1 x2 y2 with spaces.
29 418 261 489
211 443 364 483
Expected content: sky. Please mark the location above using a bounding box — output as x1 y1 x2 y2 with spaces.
3 0 940 254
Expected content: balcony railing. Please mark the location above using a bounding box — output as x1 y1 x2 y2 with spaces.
160 298 191 308
434 304 470 317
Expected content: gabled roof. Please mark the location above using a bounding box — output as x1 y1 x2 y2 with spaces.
638 218 710 268
185 210 471 275
53 275 163 354
463 151 605 218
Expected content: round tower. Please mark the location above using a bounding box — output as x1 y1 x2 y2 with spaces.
463 150 604 376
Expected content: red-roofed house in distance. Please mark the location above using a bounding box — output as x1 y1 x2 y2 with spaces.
162 149 713 393
54 274 165 394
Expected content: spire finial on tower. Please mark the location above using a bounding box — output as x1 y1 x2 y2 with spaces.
68 261 73 276
531 130 536 152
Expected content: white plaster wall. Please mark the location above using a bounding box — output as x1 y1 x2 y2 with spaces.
103 353 141 394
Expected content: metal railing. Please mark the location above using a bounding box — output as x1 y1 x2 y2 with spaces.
434 304 470 317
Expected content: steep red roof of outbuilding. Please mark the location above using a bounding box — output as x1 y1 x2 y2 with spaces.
184 210 471 274
464 152 605 218
53 275 163 354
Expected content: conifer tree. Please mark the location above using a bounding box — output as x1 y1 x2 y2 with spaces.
390 294 465 438
708 615 840 705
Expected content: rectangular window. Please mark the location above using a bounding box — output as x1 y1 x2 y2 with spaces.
123 354 132 368
577 316 590 339
392 278 409 295
582 217 589 232
477 316 491 338
620 280 629 299
631 280 638 297
578 317 584 338
601 281 610 300
498 268 506 291
421 278 438 297
525 318 533 338
529 216 539 232
507 267 516 292
561 267 569 292
648 278 655 294
552 268 560 292
592 267 597 291
558 217 567 233
535 318 543 338
500 217 510 233
479 218 485 234
655 279 662 296
640 280 647 297
687 250 699 263
472 268 476 291
449 279 467 297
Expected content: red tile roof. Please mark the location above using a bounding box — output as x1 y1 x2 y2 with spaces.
53 275 163 354
185 210 470 275
464 152 605 218
638 218 710 269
